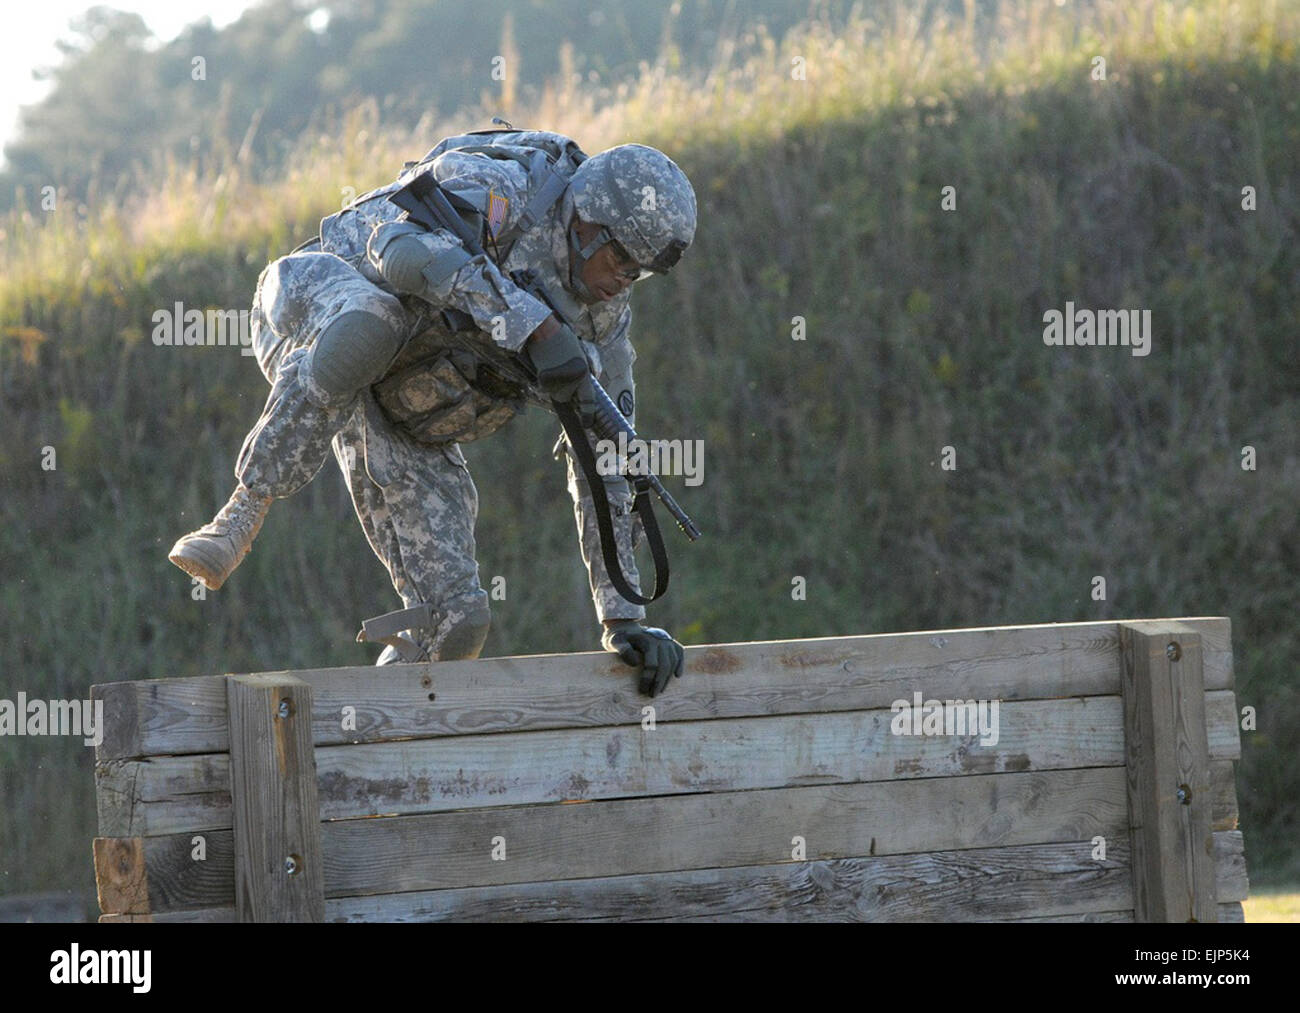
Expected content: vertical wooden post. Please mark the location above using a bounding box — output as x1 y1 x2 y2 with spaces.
1119 621 1217 922
227 674 325 922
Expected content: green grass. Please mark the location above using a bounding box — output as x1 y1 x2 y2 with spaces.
1 0 1297 906
1243 888 1300 923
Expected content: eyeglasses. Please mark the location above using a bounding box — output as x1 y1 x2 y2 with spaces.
591 226 686 282
593 227 654 282
606 239 646 282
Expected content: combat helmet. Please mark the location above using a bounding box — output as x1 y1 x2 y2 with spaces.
566 144 697 298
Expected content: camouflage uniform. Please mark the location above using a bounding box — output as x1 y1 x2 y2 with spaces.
236 147 647 660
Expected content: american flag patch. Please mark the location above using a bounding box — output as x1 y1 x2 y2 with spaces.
486 191 509 239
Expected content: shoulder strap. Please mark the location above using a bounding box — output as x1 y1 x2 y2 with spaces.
422 129 587 249
444 145 563 247
509 149 574 243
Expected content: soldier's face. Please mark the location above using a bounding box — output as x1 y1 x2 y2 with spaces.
572 218 641 304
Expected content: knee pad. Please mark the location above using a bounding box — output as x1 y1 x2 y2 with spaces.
433 592 492 661
302 309 406 408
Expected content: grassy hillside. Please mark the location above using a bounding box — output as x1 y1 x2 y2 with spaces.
1 0 1297 901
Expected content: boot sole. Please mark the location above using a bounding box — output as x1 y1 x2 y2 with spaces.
168 540 230 591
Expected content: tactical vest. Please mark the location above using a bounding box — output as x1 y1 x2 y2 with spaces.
370 314 541 445
364 128 589 445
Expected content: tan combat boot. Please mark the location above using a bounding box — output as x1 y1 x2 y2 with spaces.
168 484 273 590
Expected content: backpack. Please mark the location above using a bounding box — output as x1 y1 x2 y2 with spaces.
317 125 587 259
368 125 590 445
390 126 588 255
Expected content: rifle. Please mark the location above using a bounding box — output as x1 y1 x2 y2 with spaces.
389 171 700 605
565 365 701 542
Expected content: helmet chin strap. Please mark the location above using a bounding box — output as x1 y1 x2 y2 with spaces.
566 220 611 303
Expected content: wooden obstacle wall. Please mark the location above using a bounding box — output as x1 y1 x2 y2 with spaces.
90 617 1247 922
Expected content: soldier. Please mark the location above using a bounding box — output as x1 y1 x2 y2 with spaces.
168 131 695 697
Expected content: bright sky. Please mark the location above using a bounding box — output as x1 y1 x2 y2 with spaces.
0 0 258 159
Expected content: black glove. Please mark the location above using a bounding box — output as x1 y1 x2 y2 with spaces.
525 321 589 402
602 620 685 697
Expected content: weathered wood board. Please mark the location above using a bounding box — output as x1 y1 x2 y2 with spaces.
90 619 1248 923
92 619 1235 760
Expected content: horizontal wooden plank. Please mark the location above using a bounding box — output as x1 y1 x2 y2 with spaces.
387 827 1248 920
329 839 1135 922
1211 690 1241 758
93 837 147 917
91 618 1233 759
97 831 1247 923
999 903 1245 923
0 892 89 923
94 690 1240 837
313 696 1132 816
96 832 237 916
1000 909 1134 922
1214 829 1249 903
104 835 1128 919
96 903 1247 924
117 768 1129 906
1209 759 1239 830
97 753 230 838
99 761 1243 916
104 844 1131 923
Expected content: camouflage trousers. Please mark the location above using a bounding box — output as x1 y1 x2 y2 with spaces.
236 250 490 661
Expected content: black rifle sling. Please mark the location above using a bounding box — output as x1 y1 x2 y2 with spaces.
554 400 669 606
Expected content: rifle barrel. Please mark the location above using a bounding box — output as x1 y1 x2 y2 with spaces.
587 380 702 541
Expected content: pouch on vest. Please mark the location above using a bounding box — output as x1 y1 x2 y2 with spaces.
371 326 531 445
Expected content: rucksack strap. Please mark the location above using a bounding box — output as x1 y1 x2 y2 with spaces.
446 144 574 249
509 150 573 243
